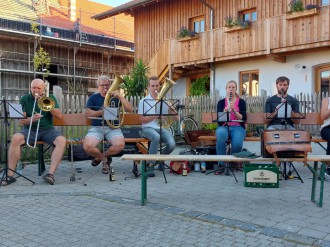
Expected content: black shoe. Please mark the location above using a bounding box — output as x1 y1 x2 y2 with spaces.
148 167 155 177
158 163 164 171
132 164 139 177
214 166 224 175
326 167 330 176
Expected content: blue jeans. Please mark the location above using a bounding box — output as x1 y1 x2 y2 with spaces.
216 125 246 156
141 127 175 156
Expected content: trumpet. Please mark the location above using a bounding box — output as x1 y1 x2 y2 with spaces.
26 82 55 148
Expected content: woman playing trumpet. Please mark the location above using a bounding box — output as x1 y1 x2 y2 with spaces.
1 79 66 186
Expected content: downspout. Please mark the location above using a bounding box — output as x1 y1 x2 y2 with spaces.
199 0 215 94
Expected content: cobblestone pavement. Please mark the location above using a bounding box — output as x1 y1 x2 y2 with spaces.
0 143 330 247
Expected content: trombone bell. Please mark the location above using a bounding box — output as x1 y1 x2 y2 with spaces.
37 96 55 111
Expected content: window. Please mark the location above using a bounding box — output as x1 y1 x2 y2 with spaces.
190 15 205 33
239 70 259 96
241 8 257 22
315 64 330 96
322 0 330 6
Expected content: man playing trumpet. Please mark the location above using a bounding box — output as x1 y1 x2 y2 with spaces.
83 75 132 174
1 79 66 186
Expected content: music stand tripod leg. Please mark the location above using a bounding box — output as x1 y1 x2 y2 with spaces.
0 99 35 186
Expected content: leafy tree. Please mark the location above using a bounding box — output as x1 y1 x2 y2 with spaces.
190 76 210 96
122 59 149 97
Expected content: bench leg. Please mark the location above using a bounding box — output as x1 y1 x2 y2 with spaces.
308 161 325 207
318 162 325 207
141 160 147 206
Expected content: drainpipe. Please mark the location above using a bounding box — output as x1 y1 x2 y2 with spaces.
0 52 2 99
199 0 215 94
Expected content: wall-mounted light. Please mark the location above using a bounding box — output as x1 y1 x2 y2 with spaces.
294 64 306 71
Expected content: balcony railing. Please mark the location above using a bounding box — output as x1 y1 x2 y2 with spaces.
152 5 330 75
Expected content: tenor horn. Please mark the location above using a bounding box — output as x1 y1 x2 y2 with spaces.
157 77 176 101
103 75 125 129
156 77 177 128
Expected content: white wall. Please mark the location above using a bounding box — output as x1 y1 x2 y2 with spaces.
172 77 187 98
214 50 330 97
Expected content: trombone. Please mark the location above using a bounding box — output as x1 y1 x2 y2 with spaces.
26 83 55 148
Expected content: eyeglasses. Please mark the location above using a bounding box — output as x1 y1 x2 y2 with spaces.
99 84 110 87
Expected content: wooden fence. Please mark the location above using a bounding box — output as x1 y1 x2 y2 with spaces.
0 92 325 164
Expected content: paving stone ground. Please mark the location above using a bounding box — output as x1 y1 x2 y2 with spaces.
0 142 330 247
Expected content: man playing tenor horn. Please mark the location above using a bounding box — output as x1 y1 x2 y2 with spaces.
138 76 178 177
83 75 132 174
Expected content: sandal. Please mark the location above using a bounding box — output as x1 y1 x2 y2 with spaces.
91 158 102 167
42 173 55 185
0 176 17 186
102 162 109 174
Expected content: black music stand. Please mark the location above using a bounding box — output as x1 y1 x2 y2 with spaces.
0 100 35 186
265 99 306 183
143 98 179 183
206 111 242 182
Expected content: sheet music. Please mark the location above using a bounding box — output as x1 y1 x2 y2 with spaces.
103 107 118 120
8 103 25 119
217 112 228 122
277 103 292 118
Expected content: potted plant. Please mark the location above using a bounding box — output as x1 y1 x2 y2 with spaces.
177 26 198 41
286 0 319 20
224 16 251 33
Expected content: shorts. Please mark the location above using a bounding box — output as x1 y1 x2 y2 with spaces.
85 126 123 142
21 128 61 146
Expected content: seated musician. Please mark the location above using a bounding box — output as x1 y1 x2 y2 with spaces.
215 80 247 173
265 76 300 130
138 76 178 177
1 79 66 186
83 75 132 174
320 96 330 176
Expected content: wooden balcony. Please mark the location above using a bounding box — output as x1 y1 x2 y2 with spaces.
149 5 330 78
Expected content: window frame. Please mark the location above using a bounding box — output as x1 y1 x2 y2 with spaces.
239 70 259 96
189 14 205 33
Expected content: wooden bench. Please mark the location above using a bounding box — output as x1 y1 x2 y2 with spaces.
37 113 149 175
121 154 330 207
199 112 325 148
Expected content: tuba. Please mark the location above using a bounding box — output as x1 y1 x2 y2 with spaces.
103 75 125 129
156 77 177 128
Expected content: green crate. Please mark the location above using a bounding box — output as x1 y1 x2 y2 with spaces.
243 163 279 188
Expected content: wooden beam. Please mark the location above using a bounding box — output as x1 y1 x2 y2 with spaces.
266 54 286 63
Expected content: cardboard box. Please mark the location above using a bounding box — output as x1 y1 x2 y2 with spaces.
244 164 279 188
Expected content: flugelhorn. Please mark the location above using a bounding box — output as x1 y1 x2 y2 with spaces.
27 82 55 148
103 75 125 129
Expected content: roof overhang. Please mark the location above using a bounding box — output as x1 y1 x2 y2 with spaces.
92 0 160 20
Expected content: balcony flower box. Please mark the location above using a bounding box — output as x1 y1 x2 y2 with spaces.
224 25 251 33
177 35 199 42
286 8 319 20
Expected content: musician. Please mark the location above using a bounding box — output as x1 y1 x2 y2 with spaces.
138 76 178 177
1 79 66 186
265 76 299 130
320 96 330 175
83 75 132 174
215 80 247 173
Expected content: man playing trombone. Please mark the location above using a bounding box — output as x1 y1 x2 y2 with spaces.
1 79 66 186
